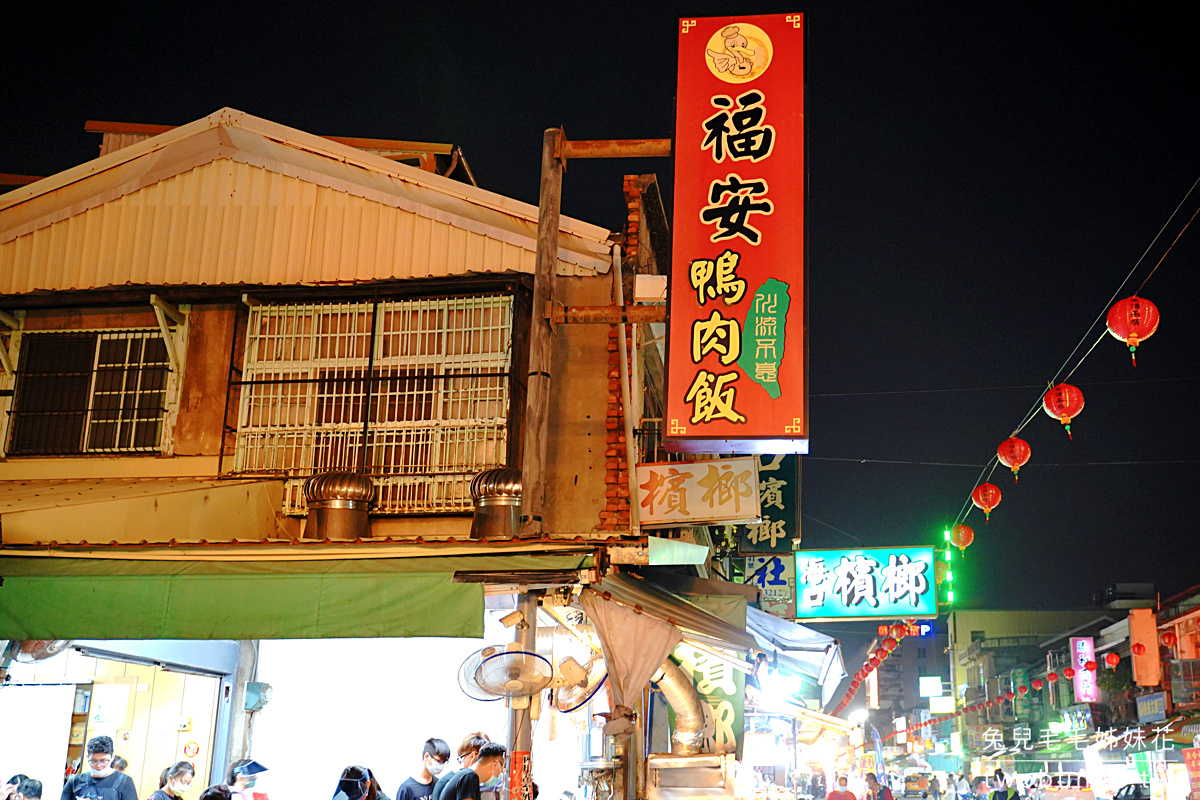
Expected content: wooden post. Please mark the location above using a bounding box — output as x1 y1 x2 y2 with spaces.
519 128 564 538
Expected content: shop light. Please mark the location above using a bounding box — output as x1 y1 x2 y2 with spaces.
946 570 954 581
943 529 952 541
943 550 952 562
947 590 955 602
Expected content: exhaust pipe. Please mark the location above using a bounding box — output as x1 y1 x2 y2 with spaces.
652 659 706 755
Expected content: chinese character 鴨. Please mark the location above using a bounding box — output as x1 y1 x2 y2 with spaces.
701 90 776 163
701 175 774 244
684 370 746 424
689 249 747 306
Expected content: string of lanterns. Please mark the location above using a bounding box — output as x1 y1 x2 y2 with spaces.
944 292 1162 558
871 629 1181 737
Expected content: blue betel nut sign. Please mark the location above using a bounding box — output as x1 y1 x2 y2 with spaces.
793 546 937 620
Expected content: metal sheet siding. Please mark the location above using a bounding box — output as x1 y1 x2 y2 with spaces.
0 160 571 294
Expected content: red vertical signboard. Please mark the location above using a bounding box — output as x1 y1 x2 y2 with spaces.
666 14 807 453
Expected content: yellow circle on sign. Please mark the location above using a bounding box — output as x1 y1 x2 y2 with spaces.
704 23 773 84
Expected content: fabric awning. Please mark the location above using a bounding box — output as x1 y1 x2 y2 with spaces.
583 572 759 652
0 553 591 639
747 606 847 706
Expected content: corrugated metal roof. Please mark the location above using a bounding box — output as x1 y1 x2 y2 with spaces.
0 108 612 295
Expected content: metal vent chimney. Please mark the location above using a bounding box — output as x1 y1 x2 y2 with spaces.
303 472 376 541
469 468 522 540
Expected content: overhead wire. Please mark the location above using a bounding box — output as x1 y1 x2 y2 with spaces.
951 174 1200 526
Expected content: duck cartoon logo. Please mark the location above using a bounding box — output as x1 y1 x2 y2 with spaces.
705 23 772 84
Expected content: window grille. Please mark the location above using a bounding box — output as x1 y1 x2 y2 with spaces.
6 330 175 455
232 295 513 514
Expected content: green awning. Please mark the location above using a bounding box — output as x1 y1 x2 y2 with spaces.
0 553 591 639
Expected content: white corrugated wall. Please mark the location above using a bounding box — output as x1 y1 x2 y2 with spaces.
0 159 564 294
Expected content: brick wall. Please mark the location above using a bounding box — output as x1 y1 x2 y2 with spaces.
600 325 634 530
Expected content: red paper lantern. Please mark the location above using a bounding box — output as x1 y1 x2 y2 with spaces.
869 656 880 669
1084 660 1097 672
1031 678 1044 690
971 483 1002 523
1106 296 1160 366
1105 652 1120 669
882 637 898 652
891 623 908 638
986 700 995 708
1004 691 1015 701
995 695 1005 704
1063 667 1075 679
1162 631 1178 648
1047 672 1059 682
1017 685 1029 695
950 523 975 552
1043 383 1085 439
876 648 889 660
850 680 861 689
997 437 1032 483
1132 643 1146 656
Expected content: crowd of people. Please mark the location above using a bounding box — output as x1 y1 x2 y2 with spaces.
814 770 1029 800
3 732 510 800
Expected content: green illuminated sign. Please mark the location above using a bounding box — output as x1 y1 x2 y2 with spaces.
793 546 937 620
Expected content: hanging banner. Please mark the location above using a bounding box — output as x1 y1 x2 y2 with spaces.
745 555 796 618
1070 637 1099 703
665 12 808 454
793 546 937 621
736 454 799 554
636 457 761 527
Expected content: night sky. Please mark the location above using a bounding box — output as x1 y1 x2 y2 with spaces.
2 2 1197 609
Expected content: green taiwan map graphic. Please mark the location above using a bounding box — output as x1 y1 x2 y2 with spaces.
737 278 790 399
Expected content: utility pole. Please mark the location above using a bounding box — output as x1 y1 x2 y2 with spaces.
507 592 538 800
519 128 564 538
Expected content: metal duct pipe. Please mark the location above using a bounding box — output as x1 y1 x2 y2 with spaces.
303 472 376 541
652 659 706 755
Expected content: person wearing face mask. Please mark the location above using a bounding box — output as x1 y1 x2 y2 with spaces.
59 737 138 800
432 733 489 800
226 760 268 800
148 763 194 800
396 739 450 800
437 743 506 800
827 776 856 800
335 766 392 800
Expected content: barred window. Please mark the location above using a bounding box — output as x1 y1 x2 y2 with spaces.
232 296 513 514
8 330 171 455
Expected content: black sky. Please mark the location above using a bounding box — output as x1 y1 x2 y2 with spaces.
2 1 1197 609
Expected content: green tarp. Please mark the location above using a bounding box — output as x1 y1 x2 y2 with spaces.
0 553 591 640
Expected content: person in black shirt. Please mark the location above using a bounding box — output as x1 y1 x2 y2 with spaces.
432 734 490 800
395 739 450 800
147 762 194 800
437 744 506 800
60 737 138 800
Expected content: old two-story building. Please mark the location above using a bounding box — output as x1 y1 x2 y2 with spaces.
0 109 844 800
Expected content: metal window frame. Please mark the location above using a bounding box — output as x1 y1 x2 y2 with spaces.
230 294 515 515
2 326 185 457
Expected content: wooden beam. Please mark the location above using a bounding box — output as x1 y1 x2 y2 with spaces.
563 139 672 159
0 173 44 187
550 304 666 325
519 128 565 539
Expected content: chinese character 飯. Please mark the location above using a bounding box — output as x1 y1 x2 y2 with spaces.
701 174 774 244
689 249 747 306
701 91 776 163
684 370 746 424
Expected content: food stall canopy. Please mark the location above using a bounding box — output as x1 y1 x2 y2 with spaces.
746 606 846 706
0 553 590 639
583 572 760 653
